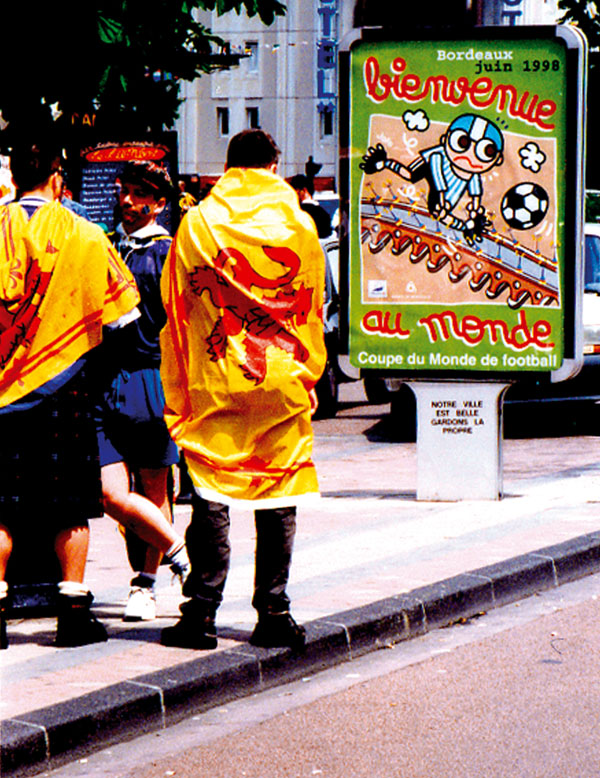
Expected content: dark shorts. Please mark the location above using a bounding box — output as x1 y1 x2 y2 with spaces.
95 367 178 470
0 369 102 533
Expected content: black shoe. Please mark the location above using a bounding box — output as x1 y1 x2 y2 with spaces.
249 612 306 651
160 598 218 649
55 592 108 647
161 616 218 649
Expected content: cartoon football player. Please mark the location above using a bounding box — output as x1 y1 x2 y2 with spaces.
360 113 504 246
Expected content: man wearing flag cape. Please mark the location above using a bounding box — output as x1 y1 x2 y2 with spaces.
0 134 140 648
160 130 326 651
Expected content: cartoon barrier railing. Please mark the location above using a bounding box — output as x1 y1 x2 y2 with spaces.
360 198 559 310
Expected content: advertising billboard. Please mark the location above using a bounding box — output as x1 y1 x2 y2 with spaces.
341 26 586 379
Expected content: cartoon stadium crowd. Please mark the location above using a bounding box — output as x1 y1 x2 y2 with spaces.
0 128 329 652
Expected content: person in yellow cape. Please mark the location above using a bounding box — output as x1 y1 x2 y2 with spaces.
0 135 141 649
160 130 326 651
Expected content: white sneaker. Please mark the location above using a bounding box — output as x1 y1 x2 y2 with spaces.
123 586 156 622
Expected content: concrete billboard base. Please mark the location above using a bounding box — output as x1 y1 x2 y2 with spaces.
410 381 509 501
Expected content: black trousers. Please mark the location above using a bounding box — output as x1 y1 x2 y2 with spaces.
183 496 297 617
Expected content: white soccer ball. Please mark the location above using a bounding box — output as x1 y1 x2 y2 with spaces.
501 183 549 230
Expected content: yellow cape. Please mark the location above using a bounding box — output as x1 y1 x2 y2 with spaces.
0 201 140 407
161 168 326 507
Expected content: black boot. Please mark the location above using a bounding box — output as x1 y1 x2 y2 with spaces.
55 592 108 647
249 612 306 651
0 595 8 650
160 598 218 649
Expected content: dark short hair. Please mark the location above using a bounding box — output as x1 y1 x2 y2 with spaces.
289 174 314 196
10 136 63 192
226 130 280 170
117 161 173 200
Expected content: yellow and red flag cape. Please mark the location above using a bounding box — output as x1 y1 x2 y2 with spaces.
0 200 140 408
161 168 326 507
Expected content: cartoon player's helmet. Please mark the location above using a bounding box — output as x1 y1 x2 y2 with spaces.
446 114 504 164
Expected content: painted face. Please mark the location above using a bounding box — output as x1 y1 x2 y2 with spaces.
118 181 164 234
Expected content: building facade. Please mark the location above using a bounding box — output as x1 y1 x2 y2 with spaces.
481 0 559 25
176 0 352 187
176 0 559 187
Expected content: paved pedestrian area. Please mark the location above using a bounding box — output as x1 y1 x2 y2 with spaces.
3 383 600 774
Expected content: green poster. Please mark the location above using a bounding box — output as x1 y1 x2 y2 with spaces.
347 29 585 374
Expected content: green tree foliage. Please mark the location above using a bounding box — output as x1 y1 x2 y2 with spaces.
557 0 600 186
0 0 285 143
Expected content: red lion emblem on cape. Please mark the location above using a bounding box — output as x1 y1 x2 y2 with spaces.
0 257 52 370
189 245 314 384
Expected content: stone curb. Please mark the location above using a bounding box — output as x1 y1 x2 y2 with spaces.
4 530 600 777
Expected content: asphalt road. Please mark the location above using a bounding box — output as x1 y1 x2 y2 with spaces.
38 565 600 778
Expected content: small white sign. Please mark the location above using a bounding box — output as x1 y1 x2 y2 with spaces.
409 381 509 501
368 279 387 298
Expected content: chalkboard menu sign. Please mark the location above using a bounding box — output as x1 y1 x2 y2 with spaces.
77 134 178 234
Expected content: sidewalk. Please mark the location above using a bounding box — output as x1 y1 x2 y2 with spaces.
3 383 600 776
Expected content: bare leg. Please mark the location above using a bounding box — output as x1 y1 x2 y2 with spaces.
0 524 13 581
54 527 108 647
54 525 89 582
102 462 181 554
137 467 172 575
139 545 163 576
0 524 11 648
